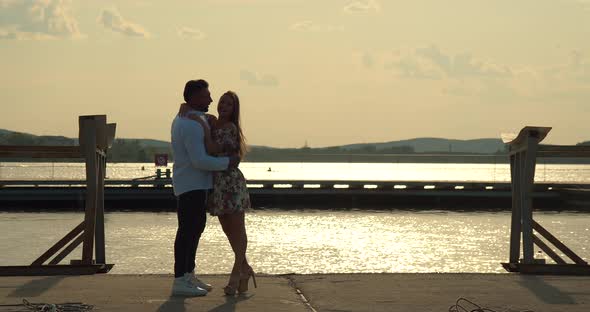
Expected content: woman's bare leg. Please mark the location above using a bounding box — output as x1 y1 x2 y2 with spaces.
218 212 248 286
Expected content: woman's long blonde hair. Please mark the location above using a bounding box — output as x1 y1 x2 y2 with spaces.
221 91 247 159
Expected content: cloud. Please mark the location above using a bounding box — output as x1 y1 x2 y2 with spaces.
416 45 512 78
414 46 452 75
343 0 381 14
367 45 590 106
528 50 590 86
384 52 443 79
442 86 475 97
576 0 590 10
445 50 590 104
0 0 82 40
453 54 512 78
567 50 590 82
362 52 374 69
240 70 279 87
289 21 344 33
383 45 512 79
98 7 150 38
177 26 206 40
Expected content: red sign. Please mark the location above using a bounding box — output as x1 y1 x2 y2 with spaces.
155 154 168 167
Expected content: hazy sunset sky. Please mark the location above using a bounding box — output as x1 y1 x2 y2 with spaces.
1 0 589 147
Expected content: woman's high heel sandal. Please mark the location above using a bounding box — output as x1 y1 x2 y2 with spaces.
238 267 257 293
224 273 241 296
223 284 237 296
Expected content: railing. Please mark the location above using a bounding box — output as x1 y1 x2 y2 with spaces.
502 126 590 275
0 115 116 276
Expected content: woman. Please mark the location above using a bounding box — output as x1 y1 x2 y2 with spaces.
181 91 256 295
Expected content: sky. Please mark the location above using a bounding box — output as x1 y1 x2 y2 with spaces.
1 0 589 147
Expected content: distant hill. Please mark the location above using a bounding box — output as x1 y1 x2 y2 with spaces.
3 128 589 163
0 130 170 162
0 130 75 146
336 138 506 154
0 130 168 146
133 138 170 149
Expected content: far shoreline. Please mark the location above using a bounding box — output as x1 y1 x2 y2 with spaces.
2 154 590 164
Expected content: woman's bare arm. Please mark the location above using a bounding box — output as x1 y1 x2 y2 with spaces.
186 115 223 155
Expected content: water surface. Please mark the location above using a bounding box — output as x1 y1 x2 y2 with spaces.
2 211 588 274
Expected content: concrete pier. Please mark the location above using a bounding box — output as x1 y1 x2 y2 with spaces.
1 274 590 311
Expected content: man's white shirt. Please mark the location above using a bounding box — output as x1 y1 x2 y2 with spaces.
171 111 229 196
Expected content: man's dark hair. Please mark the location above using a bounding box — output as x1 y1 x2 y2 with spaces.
183 79 209 102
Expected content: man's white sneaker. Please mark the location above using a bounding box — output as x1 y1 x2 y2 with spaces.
185 272 213 292
172 276 207 297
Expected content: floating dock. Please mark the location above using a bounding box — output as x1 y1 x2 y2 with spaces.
1 178 589 210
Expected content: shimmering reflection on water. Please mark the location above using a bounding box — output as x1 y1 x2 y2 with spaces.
3 162 590 183
1 211 588 274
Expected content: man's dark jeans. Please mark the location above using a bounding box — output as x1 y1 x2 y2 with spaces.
174 189 207 278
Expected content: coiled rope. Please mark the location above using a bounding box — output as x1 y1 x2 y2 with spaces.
0 299 93 312
449 297 534 312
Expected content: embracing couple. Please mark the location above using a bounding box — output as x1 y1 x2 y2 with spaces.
170 79 255 297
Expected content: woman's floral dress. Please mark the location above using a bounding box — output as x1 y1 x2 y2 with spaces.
207 124 251 216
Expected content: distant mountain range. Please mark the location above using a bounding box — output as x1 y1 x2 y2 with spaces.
335 138 506 154
1 128 589 163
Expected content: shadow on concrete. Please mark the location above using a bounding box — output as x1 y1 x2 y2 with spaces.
8 276 66 298
207 294 253 312
518 275 576 304
156 295 187 312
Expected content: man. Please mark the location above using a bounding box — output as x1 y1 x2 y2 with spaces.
170 79 240 296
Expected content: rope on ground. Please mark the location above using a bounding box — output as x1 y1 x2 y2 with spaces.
448 297 534 312
0 299 94 312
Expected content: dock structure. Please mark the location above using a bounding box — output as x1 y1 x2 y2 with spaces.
502 126 590 275
1 177 587 210
0 115 116 276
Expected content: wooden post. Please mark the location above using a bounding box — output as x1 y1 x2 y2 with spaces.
502 126 590 274
509 153 521 264
521 135 539 264
532 234 566 265
81 118 98 265
533 220 588 265
31 221 85 266
0 114 116 276
49 233 86 265
95 154 106 264
518 149 528 263
94 122 114 265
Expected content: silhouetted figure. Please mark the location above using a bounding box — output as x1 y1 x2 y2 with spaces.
170 79 240 297
179 90 256 296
